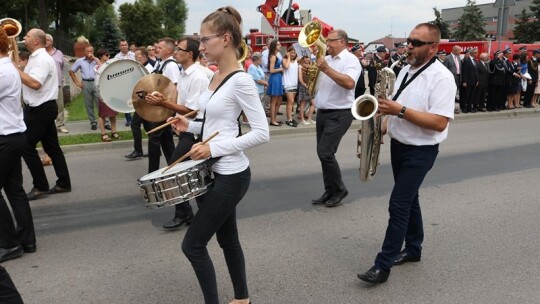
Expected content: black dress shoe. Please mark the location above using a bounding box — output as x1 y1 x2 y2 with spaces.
47 185 71 195
357 266 390 284
0 246 23 263
124 150 144 159
27 188 48 201
163 215 194 229
325 190 348 207
393 250 421 265
22 243 37 253
91 123 97 130
312 191 332 205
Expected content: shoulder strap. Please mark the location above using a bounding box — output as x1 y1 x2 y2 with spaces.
392 57 436 101
153 59 177 74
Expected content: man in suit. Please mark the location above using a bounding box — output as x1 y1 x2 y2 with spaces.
460 48 479 112
474 52 490 111
443 45 462 113
367 46 386 95
502 48 514 109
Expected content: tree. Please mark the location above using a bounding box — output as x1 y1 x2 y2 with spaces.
530 0 540 42
157 0 188 39
119 0 165 46
430 7 452 39
453 0 486 41
88 4 123 53
513 8 536 43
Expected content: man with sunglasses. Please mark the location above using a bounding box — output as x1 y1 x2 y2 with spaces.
358 23 456 284
145 37 209 230
311 29 361 208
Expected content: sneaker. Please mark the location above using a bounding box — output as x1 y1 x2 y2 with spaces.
125 121 131 127
309 119 316 124
291 119 298 127
91 123 97 130
301 120 310 125
285 120 297 127
124 150 144 159
57 126 69 133
105 124 111 130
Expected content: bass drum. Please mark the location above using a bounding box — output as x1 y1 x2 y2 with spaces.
95 58 148 113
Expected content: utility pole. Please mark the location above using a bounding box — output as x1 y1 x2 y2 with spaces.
494 0 516 49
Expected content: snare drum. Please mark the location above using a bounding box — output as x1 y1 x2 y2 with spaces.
95 58 148 113
138 159 214 208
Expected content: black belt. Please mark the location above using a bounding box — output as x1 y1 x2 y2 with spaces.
318 108 350 113
82 79 94 81
391 138 438 148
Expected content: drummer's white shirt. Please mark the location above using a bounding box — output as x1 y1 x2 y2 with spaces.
186 72 269 175
177 63 209 113
156 56 180 85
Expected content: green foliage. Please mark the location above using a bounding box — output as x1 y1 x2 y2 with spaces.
513 9 536 43
87 4 123 53
157 0 188 39
119 0 165 46
453 0 486 41
430 7 452 39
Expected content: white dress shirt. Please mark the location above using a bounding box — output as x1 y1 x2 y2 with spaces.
114 51 135 61
314 48 361 109
387 59 456 146
177 64 210 116
0 57 26 135
22 48 59 107
187 72 270 175
155 56 180 85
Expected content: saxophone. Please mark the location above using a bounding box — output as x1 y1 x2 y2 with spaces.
298 21 327 96
351 64 396 181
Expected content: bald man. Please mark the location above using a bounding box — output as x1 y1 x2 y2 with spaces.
18 28 71 200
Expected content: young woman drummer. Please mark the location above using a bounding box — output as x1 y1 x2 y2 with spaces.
168 6 269 304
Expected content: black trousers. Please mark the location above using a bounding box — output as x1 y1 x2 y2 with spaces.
0 266 23 304
182 168 251 304
170 133 197 219
460 85 476 111
374 139 438 272
130 112 151 154
0 133 36 248
315 109 353 195
487 85 505 110
146 121 174 173
22 100 71 191
474 86 487 109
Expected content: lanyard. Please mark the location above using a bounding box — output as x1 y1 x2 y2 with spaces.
392 57 436 101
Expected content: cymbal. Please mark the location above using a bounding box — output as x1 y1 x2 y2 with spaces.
132 74 176 122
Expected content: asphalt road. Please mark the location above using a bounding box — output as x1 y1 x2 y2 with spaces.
4 116 540 304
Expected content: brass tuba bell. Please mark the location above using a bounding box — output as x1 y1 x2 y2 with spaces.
0 18 22 64
298 21 327 96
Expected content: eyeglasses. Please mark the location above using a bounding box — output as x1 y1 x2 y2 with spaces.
199 34 222 44
406 38 436 47
326 37 343 43
174 46 189 53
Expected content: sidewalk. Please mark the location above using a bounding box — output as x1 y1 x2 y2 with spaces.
58 106 540 153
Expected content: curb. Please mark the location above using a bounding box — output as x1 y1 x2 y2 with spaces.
58 108 540 154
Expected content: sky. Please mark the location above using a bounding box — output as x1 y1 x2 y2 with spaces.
115 0 496 42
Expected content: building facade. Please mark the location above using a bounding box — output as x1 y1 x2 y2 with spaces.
442 0 534 40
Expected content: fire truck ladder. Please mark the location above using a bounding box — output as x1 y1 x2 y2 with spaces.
272 0 284 39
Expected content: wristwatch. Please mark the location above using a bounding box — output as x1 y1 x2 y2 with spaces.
397 106 407 119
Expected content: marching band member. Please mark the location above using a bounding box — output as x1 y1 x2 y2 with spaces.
168 6 269 304
388 42 407 76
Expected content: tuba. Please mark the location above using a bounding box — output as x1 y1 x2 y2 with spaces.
298 21 327 96
351 66 396 181
0 18 22 65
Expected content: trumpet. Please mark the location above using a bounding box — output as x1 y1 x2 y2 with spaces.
0 18 22 65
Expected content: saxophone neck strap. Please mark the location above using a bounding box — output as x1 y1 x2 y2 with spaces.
392 56 436 101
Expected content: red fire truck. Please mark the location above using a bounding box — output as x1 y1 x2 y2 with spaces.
245 0 333 53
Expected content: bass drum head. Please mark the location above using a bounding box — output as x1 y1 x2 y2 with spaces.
95 58 148 113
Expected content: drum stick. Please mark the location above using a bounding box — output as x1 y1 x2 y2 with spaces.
145 110 198 135
161 131 220 174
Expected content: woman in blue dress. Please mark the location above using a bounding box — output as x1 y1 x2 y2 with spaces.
267 40 283 126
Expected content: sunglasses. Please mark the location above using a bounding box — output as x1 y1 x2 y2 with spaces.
406 38 436 47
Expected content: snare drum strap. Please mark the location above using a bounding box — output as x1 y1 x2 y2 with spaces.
198 70 244 166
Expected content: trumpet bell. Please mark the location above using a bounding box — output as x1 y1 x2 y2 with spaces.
0 18 22 38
